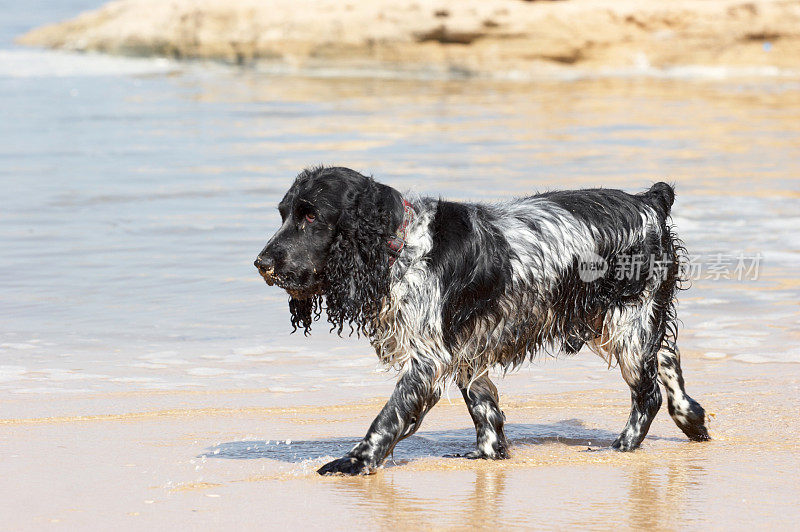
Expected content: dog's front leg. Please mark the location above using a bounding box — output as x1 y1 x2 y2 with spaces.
318 360 441 476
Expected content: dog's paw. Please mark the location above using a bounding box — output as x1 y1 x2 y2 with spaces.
317 456 374 476
610 438 639 452
679 400 711 442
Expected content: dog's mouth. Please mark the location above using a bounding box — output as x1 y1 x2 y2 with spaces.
256 266 321 299
256 265 276 286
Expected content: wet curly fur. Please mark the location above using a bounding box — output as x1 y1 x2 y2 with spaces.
254 166 710 476
288 174 394 337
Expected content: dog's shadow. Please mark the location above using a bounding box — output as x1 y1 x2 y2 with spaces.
201 419 664 464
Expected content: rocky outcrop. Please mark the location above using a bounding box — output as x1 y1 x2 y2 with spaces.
17 0 800 76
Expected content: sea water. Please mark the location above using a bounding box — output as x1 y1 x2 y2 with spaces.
1 2 799 400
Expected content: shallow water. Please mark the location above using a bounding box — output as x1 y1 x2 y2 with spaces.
0 5 798 397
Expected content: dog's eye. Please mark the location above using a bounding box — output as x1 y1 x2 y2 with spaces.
305 213 316 224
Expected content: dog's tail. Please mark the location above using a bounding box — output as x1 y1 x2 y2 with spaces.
641 182 675 218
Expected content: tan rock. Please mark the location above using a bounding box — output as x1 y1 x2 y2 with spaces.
16 0 800 76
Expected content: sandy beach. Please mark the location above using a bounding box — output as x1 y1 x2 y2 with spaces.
2 1 800 529
2 357 799 529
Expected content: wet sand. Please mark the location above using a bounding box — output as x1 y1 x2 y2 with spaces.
2 356 798 530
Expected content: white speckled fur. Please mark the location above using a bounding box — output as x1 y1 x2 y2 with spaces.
373 196 665 391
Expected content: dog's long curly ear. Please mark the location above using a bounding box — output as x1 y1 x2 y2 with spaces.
324 177 398 337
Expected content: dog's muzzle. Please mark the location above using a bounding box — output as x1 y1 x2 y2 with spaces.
254 257 275 286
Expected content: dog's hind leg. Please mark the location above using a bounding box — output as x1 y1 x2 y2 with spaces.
597 302 663 452
657 343 710 441
614 351 662 452
456 374 509 459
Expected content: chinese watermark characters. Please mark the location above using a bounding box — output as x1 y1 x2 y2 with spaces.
578 252 762 283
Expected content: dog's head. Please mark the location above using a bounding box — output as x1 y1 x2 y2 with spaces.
255 166 403 335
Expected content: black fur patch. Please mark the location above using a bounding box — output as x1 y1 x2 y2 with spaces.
427 202 513 350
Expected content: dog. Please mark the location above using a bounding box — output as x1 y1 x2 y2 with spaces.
254 166 710 476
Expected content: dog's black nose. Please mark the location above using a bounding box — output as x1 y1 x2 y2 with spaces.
254 255 273 271
254 255 276 286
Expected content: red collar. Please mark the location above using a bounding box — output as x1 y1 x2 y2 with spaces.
388 199 414 265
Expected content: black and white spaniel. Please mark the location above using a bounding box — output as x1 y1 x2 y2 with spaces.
254 166 709 476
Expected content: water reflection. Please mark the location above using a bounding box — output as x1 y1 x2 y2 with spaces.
318 447 710 529
627 454 708 530
201 416 711 528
